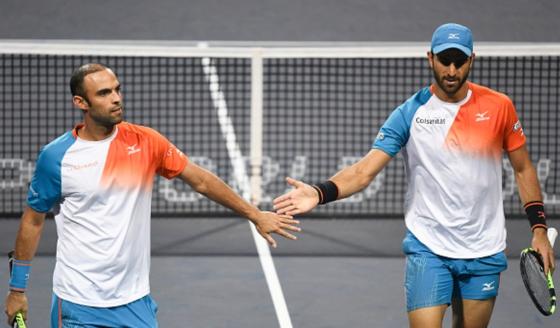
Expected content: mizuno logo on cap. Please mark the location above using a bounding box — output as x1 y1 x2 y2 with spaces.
448 33 460 40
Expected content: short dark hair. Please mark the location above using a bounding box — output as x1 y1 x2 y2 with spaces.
69 63 109 99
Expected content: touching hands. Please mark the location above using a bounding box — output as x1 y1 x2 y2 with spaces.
253 211 301 248
272 177 320 216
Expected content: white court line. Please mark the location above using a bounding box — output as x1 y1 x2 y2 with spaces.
201 56 293 328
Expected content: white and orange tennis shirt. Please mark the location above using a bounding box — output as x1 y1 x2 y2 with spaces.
27 122 188 307
373 82 526 259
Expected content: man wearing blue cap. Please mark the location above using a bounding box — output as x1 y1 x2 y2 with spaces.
274 23 555 327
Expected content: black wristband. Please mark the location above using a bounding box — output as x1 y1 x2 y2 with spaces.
314 181 339 205
311 185 323 204
524 201 547 231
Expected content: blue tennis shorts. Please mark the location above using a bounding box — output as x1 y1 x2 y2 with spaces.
403 230 508 312
50 293 158 328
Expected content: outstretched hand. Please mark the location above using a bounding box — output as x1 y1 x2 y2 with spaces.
273 177 319 216
253 211 301 248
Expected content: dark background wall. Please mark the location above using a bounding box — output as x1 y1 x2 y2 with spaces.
1 0 559 42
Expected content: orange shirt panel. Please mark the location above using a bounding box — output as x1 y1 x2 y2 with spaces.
445 83 526 159
101 122 188 190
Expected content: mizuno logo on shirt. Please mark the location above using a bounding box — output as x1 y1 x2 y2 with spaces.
482 281 495 291
475 111 490 122
415 117 446 125
127 144 141 155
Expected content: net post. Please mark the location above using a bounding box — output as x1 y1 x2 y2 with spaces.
250 48 264 206
249 48 294 328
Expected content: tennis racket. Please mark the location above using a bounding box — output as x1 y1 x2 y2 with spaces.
8 251 28 328
520 227 557 316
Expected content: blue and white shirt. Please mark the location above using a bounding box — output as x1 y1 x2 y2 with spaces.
28 122 188 306
373 82 525 258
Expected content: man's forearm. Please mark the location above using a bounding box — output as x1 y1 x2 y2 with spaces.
509 146 543 205
514 165 542 205
330 149 392 200
193 170 260 221
515 166 549 231
14 207 46 261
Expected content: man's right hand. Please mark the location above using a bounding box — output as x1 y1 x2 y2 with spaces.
273 177 320 216
4 291 28 326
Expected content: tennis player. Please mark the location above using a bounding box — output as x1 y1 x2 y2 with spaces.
4 63 301 327
273 23 555 327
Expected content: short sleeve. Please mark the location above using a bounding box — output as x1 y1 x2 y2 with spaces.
149 130 189 179
27 132 76 212
372 108 411 157
372 87 431 157
502 100 526 152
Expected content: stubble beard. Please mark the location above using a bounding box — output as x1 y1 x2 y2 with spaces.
91 104 124 129
433 69 470 99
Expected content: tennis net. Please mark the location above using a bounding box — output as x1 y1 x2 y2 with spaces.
0 42 559 218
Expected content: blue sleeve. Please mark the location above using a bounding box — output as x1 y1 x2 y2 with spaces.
27 132 75 213
372 87 432 157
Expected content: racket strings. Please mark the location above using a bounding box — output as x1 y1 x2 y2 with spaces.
521 252 553 313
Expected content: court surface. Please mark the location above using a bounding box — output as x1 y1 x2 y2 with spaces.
1 217 558 327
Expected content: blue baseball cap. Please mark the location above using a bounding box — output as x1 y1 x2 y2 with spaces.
431 23 473 56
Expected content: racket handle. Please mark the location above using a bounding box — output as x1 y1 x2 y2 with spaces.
548 227 558 248
13 312 26 328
